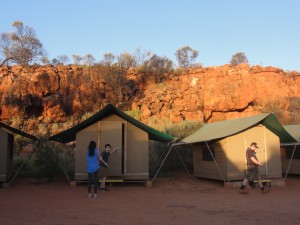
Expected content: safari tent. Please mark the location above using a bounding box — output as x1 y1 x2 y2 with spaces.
0 121 37 183
281 125 300 175
177 113 297 182
49 104 174 182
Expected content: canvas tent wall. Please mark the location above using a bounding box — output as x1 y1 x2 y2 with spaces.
49 104 174 181
177 113 297 182
281 125 300 175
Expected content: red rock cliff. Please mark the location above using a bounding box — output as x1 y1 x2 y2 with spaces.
134 64 300 125
0 64 299 135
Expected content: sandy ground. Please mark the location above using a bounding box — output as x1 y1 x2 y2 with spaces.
1 175 300 225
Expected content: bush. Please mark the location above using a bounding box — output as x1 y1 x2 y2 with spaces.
125 109 141 121
166 120 202 141
33 142 74 181
230 52 248 67
149 140 193 178
149 121 201 178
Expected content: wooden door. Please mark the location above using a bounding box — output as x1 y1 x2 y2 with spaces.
99 121 123 176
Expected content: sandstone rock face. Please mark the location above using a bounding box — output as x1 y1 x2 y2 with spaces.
0 64 299 136
135 64 300 124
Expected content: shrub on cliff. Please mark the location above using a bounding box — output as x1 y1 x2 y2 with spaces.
230 52 248 67
175 46 199 68
140 54 173 83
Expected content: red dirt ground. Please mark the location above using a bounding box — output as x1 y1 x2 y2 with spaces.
1 175 300 225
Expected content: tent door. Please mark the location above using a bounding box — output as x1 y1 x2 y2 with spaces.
99 121 123 176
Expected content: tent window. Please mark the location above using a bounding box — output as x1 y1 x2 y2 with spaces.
285 146 300 159
202 143 215 161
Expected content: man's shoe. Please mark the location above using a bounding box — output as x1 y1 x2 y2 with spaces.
99 187 109 191
261 188 270 194
239 188 249 195
103 187 109 191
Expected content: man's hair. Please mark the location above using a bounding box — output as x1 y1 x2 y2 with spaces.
250 142 258 148
105 144 111 148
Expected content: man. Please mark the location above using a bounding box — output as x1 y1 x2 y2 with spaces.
99 144 120 191
239 142 269 194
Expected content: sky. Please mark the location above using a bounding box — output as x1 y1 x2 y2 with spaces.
1 0 300 71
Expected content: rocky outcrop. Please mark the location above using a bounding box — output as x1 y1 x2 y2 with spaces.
0 64 299 136
133 64 300 124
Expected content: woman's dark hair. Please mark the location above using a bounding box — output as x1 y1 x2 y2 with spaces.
88 141 96 156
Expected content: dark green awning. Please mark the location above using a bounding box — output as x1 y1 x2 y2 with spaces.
0 121 38 141
49 104 174 144
178 113 297 145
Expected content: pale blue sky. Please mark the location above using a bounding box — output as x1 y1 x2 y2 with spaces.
1 0 300 71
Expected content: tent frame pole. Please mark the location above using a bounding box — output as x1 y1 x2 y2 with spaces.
49 141 72 182
151 139 177 182
174 147 190 175
150 143 168 175
205 141 226 182
9 140 39 185
284 144 297 180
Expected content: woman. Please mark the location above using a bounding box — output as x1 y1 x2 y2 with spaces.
86 141 100 198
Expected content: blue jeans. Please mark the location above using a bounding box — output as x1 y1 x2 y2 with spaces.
88 170 99 193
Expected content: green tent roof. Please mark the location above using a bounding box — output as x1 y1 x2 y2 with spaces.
283 125 300 143
0 121 38 141
179 113 297 145
49 104 174 144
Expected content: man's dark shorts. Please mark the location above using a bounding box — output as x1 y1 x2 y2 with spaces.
246 165 261 181
99 166 108 179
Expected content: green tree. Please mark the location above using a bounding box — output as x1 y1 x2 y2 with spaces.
72 54 82 65
117 52 137 70
51 58 60 65
230 52 248 66
0 21 46 65
133 48 151 66
57 54 70 65
40 56 50 65
101 53 115 67
143 54 173 83
82 54 95 67
175 46 199 68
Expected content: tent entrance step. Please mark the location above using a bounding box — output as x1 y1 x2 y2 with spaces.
102 176 124 182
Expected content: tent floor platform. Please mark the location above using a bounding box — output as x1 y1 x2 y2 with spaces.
70 176 150 187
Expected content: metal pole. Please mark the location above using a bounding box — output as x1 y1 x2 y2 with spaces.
174 147 190 175
150 144 168 175
151 139 177 182
58 157 71 182
205 141 226 182
284 145 297 180
9 140 39 185
56 143 72 182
